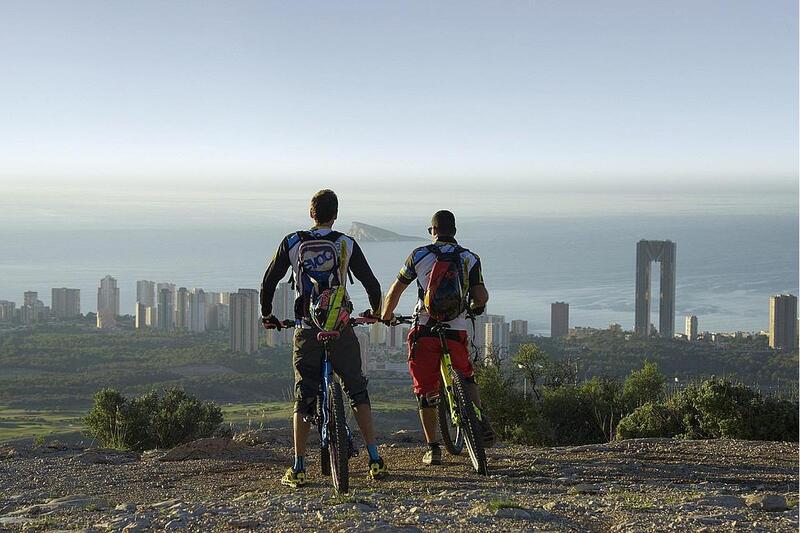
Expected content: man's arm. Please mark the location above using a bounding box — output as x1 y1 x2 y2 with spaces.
260 238 291 317
348 241 382 314
381 279 409 321
468 256 489 310
382 251 417 321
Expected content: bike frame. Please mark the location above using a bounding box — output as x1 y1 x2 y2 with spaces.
433 326 483 426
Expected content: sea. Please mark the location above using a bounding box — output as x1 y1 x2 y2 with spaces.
0 188 797 335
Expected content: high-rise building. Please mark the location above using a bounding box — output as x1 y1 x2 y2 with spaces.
511 319 528 339
0 300 15 322
145 306 157 327
135 302 147 329
157 288 174 330
188 288 206 333
769 294 798 351
387 324 403 349
685 315 698 341
20 291 48 324
175 287 189 329
484 315 509 359
230 289 260 354
551 302 569 338
52 288 80 319
97 275 120 329
136 280 156 308
634 240 676 337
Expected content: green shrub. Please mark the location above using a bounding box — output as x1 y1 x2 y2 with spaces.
616 378 799 442
84 387 223 451
616 402 682 439
622 361 665 410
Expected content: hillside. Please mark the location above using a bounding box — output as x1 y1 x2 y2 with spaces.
0 436 797 531
348 222 424 242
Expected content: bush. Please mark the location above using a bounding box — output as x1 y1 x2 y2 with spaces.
84 387 223 450
616 402 682 439
616 378 799 442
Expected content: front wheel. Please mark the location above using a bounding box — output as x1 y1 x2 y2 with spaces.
451 369 487 475
327 381 350 493
437 384 464 455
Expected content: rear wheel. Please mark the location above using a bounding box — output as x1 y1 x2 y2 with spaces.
437 384 464 455
328 381 350 493
451 369 487 475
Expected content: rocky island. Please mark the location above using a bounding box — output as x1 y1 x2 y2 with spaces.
348 222 424 242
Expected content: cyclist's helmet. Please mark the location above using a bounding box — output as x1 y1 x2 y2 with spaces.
309 286 351 331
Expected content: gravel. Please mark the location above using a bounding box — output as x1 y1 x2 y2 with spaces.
0 435 797 531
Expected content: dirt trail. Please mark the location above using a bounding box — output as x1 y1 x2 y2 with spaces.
0 435 797 532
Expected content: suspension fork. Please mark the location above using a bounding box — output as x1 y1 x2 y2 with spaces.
437 331 460 424
320 341 332 447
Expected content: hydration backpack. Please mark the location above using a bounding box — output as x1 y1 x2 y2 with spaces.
293 231 352 325
422 244 470 322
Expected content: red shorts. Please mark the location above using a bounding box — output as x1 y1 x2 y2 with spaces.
407 327 474 395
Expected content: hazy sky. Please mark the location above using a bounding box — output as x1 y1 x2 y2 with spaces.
0 0 797 193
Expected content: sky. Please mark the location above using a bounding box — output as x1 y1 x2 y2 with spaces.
0 0 797 196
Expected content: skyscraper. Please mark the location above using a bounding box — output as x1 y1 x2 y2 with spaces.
188 288 206 333
97 276 119 329
175 287 189 329
551 302 569 338
136 280 156 308
355 330 371 374
685 315 698 341
135 302 147 329
484 315 509 359
20 292 47 323
230 289 260 354
634 240 676 337
0 301 15 322
769 294 798 351
511 319 528 339
266 282 293 346
157 288 174 330
52 288 80 319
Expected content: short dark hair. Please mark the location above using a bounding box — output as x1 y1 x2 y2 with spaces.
431 210 456 236
310 189 338 224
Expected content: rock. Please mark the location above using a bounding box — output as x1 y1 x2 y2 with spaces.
122 518 151 532
0 445 17 460
569 484 601 495
494 507 531 520
115 502 137 512
0 517 37 526
229 518 260 528
744 494 789 512
165 518 185 529
74 448 140 465
696 495 744 508
390 429 424 443
152 498 182 509
159 437 243 461
8 494 106 516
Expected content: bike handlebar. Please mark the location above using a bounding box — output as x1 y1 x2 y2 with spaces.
262 315 380 330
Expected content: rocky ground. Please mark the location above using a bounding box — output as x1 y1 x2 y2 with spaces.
0 430 797 532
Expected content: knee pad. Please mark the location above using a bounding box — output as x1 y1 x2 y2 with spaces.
349 389 370 408
294 396 317 417
416 390 440 409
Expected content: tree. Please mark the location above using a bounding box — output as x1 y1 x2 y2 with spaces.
623 361 666 410
513 343 549 399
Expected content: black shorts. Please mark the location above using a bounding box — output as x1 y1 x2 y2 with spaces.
292 326 370 414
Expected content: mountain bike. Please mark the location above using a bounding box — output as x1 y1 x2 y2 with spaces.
265 315 377 493
393 315 487 475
